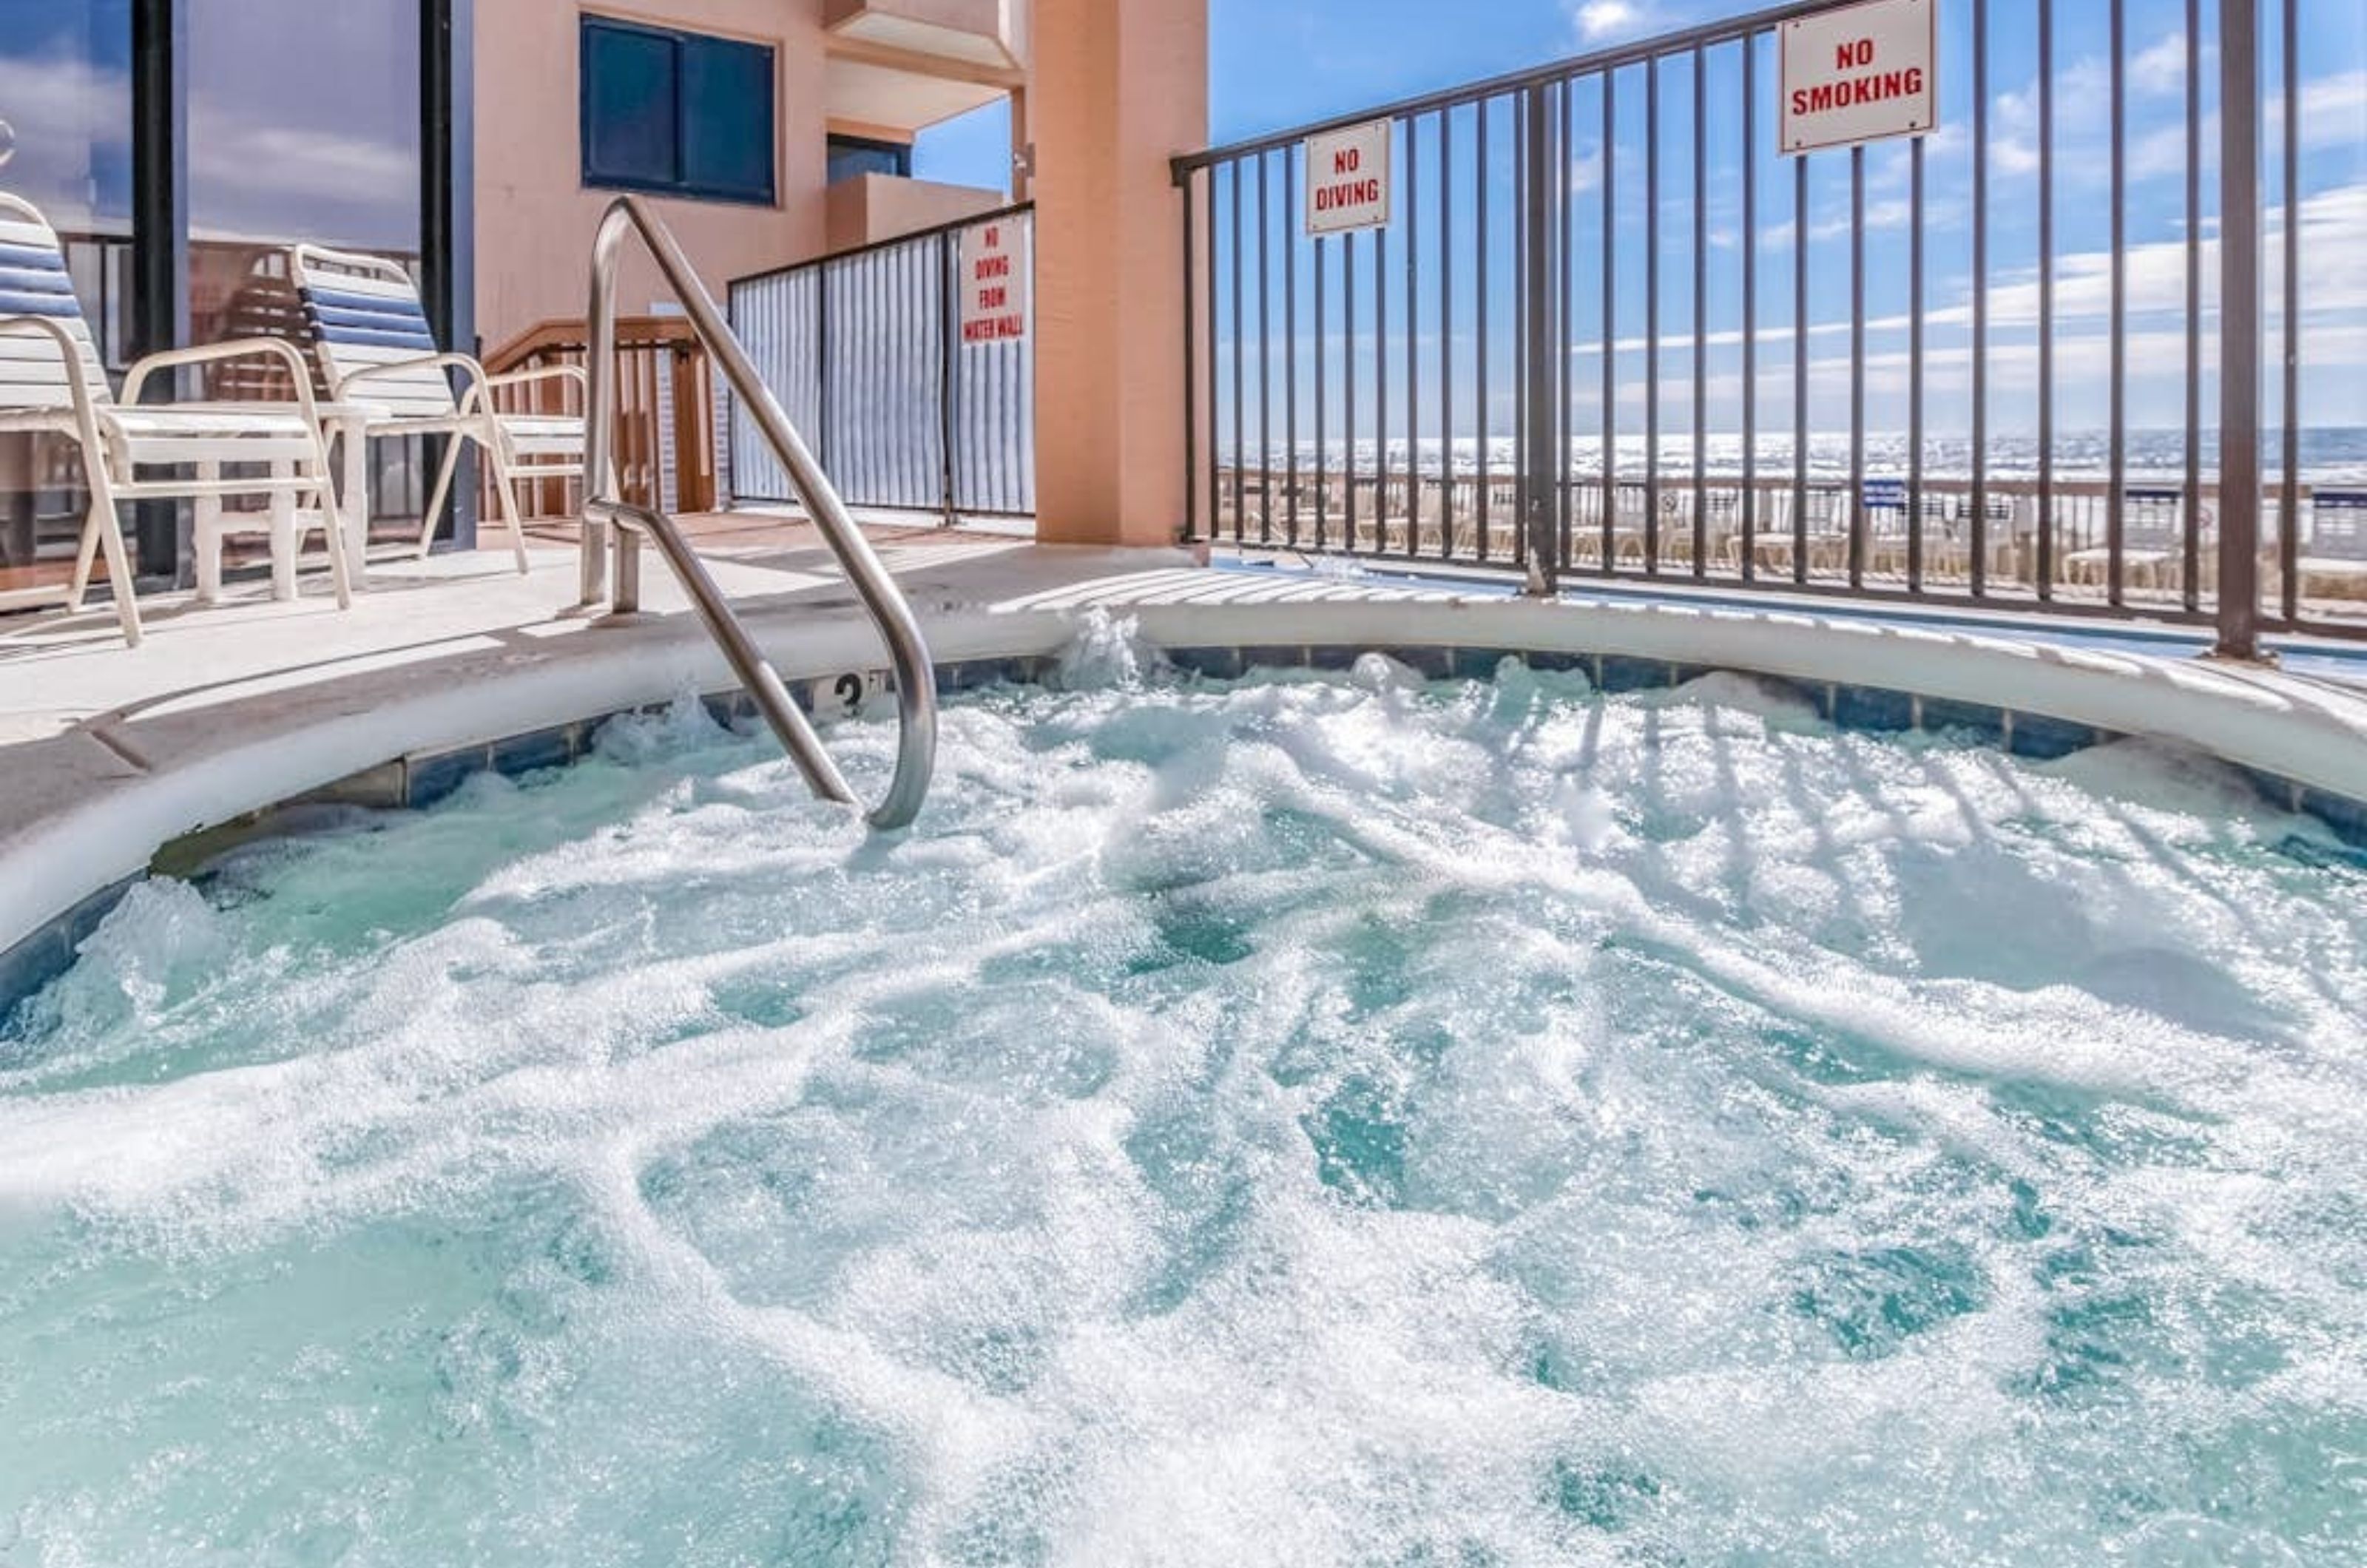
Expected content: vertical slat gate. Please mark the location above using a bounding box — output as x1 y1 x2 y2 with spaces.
725 205 1034 520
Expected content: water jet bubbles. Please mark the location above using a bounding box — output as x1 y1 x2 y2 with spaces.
1348 649 1424 694
1052 607 1158 692
3 673 2365 1562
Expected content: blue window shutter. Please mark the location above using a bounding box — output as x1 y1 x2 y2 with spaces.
680 36 776 204
582 20 678 190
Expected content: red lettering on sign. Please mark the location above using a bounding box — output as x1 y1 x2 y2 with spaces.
1790 67 1923 118
1835 38 1874 69
961 316 1025 343
1333 148 1360 175
1313 178 1383 212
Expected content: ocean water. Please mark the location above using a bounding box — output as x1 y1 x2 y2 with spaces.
3 635 2364 1565
1238 428 2367 486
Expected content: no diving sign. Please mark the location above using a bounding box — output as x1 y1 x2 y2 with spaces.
1780 0 1937 155
1304 119 1392 236
959 220 1029 343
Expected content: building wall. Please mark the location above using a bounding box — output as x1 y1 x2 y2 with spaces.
474 0 833 350
824 173 1007 252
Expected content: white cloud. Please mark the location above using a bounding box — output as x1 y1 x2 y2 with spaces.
1570 1 1646 44
1990 56 2359 188
1544 181 2367 428
0 53 132 228
2129 32 2204 97
1568 142 1605 195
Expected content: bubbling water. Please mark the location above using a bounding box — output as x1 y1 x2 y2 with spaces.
3 637 2365 1566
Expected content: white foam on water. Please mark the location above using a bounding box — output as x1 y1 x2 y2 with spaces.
1 659 2363 1565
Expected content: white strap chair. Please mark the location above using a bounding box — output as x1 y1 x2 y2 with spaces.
0 193 346 647
291 244 586 573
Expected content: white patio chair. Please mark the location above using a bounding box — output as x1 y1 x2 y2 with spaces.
0 192 346 647
2062 490 2191 595
290 244 586 574
2297 492 2367 601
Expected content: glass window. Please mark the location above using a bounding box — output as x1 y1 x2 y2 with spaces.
826 134 912 186
187 0 423 541
581 17 774 206
0 0 134 599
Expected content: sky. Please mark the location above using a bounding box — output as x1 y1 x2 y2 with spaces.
916 0 2367 450
3 0 2356 449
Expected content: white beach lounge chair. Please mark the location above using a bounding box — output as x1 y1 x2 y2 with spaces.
2297 493 2367 602
2062 488 2190 594
291 244 586 574
0 193 346 646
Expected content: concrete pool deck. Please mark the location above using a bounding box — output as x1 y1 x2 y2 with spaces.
5 518 2367 1001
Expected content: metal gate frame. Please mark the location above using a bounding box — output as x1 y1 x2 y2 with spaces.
1173 0 2356 658
726 203 1036 521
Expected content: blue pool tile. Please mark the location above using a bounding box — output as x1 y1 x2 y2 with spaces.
0 876 138 1023
1165 646 1242 679
700 690 758 729
1597 655 1676 693
1451 646 1529 681
938 658 1018 692
405 746 490 808
491 724 577 777
1239 644 1310 674
1521 649 1592 676
2007 712 2107 761
1376 644 1454 680
1917 697 2009 746
2235 766 2303 814
2300 787 2367 851
1305 643 1366 672
1834 685 1917 733
0 926 68 1022
1669 663 1721 689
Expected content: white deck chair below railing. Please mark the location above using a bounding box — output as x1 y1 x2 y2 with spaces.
0 192 346 646
291 244 585 574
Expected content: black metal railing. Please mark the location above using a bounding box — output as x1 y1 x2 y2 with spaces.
726 204 1035 519
1174 0 2366 650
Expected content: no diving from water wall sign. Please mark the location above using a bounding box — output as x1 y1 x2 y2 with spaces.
1780 0 1939 155
1303 118 1393 237
959 220 1030 344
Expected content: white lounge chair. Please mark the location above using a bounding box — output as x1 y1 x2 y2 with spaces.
2063 489 2193 594
2297 492 2367 601
0 193 346 646
290 244 585 574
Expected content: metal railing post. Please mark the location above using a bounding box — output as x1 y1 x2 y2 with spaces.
938 228 959 526
581 202 625 610
1156 0 2355 647
2216 0 2262 660
583 195 939 829
1519 81 1558 597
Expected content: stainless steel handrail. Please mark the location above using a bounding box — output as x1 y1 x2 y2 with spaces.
583 194 938 830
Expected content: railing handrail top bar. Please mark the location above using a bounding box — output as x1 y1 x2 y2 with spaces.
728 199 1037 294
587 192 939 829
1171 0 1847 180
484 313 706 371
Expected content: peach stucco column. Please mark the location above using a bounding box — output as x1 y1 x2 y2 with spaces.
1030 0 1208 547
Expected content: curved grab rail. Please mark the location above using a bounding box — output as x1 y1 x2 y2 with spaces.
584 194 937 830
